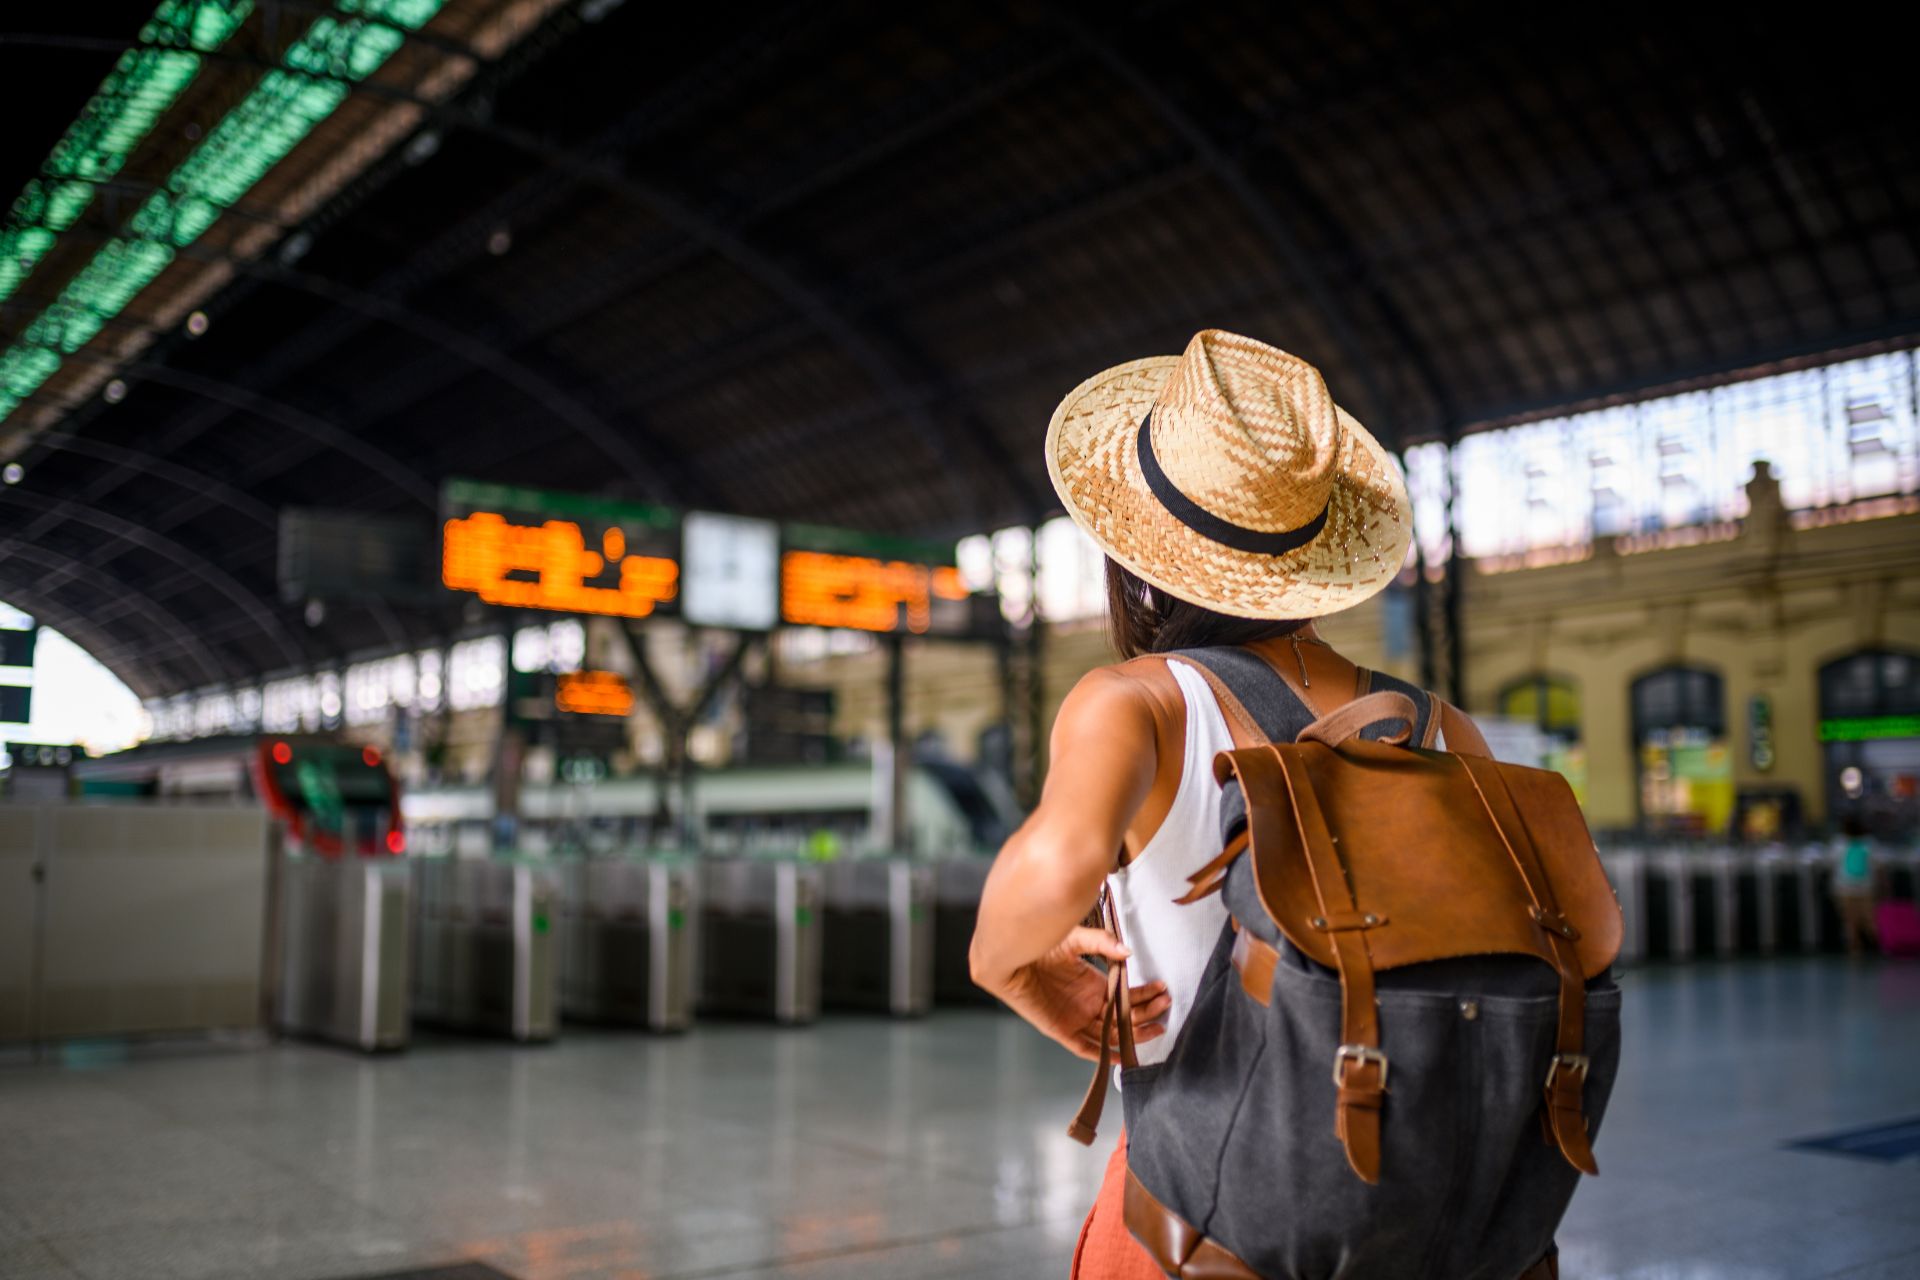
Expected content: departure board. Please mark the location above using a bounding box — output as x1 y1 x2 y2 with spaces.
780 523 971 635
440 481 990 636
555 670 636 716
441 480 680 619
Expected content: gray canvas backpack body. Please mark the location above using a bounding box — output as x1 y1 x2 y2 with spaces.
1068 647 1623 1280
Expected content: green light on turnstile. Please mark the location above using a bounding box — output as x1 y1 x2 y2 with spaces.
533 913 549 934
667 908 686 929
0 0 447 422
0 2 252 308
1818 715 1920 742
795 907 813 926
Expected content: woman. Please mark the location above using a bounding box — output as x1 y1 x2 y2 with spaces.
969 330 1418 1278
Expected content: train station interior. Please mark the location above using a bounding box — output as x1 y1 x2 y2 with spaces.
1 4 1917 1279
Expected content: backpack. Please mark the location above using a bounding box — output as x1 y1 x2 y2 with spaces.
1067 647 1623 1280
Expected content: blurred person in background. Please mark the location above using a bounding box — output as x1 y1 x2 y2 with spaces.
1833 816 1879 957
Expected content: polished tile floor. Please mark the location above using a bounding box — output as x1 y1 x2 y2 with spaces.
3 958 1919 1280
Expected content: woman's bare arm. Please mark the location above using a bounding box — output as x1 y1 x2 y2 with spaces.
968 666 1159 993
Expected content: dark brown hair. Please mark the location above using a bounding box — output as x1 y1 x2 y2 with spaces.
1104 558 1306 659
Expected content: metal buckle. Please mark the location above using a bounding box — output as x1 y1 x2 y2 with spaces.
1333 1044 1390 1088
1545 1053 1590 1089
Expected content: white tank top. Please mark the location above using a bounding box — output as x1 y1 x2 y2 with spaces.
1106 659 1235 1067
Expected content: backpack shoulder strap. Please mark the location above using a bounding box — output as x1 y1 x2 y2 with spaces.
1165 646 1317 746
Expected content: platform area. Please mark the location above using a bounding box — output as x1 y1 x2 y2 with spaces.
2 958 1918 1280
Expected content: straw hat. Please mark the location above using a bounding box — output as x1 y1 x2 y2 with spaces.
1045 329 1413 620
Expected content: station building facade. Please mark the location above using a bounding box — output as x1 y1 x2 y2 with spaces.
807 488 1919 846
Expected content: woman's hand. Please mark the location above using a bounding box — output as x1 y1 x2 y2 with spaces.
994 926 1172 1062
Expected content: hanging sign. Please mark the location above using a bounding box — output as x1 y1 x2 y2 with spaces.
555 670 635 716
440 480 679 618
780 523 969 634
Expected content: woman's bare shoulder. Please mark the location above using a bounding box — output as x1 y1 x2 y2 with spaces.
1056 655 1184 730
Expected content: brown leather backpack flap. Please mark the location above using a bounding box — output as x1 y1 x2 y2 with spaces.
1216 743 1621 978
1466 755 1624 974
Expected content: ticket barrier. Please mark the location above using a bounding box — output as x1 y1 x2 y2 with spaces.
1695 851 1737 959
820 858 934 1016
411 857 560 1042
275 850 411 1051
1806 854 1846 953
697 858 822 1024
1600 850 1647 964
932 856 996 1005
557 855 696 1032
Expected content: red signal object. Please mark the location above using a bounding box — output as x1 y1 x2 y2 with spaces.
386 829 406 855
362 745 382 767
271 740 293 765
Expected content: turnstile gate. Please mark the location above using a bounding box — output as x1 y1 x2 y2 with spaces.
275 853 410 1051
932 856 995 1005
698 858 822 1023
821 859 934 1016
557 856 696 1031
1600 850 1647 964
411 857 559 1041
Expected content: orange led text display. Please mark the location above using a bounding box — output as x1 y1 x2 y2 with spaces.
780 551 967 633
443 512 678 618
555 670 636 717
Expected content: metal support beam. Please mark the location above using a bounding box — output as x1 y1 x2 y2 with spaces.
885 633 908 853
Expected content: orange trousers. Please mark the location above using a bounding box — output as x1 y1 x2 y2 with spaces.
1071 1132 1165 1279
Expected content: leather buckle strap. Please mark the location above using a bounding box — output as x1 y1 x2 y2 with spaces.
1272 747 1387 1184
1334 1044 1391 1088
1066 887 1136 1147
1456 752 1600 1176
1545 1053 1590 1090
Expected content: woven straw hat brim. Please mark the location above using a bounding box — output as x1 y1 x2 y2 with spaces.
1046 354 1413 621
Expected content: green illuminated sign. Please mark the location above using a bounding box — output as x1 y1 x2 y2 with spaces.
0 2 252 308
442 479 677 531
1818 716 1920 743
782 520 956 567
0 0 447 422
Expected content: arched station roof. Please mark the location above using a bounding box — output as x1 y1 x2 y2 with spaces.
1 1 1915 695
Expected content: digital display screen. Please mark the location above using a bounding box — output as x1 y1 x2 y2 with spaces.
681 511 780 630
440 481 988 636
555 670 636 716
440 480 679 619
781 552 970 633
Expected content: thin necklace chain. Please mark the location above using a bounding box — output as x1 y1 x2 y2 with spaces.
1290 629 1328 686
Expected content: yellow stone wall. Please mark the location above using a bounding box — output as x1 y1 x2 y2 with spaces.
790 509 1920 831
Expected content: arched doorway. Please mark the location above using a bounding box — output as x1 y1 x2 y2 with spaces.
1818 649 1920 839
1631 666 1733 836
1498 673 1587 806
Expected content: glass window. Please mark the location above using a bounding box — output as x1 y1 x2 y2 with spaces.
1406 347 1919 560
